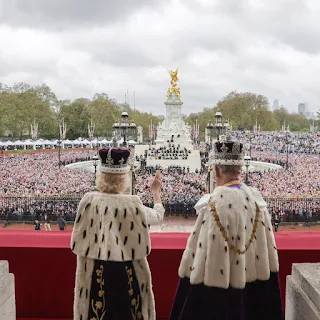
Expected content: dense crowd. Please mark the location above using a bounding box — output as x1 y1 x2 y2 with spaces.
146 145 191 160
136 165 206 216
249 152 320 196
238 131 320 154
0 150 94 196
0 131 319 222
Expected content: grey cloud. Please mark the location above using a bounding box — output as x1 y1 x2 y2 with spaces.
0 0 165 30
0 55 54 77
233 51 290 74
270 26 320 54
176 32 243 56
0 0 320 114
90 45 160 69
239 1 320 54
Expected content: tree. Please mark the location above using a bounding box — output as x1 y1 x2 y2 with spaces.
287 113 310 132
0 89 56 138
87 96 121 137
59 99 91 139
55 99 71 115
187 91 277 135
215 91 275 130
125 106 159 140
0 82 161 140
33 84 57 107
273 107 290 129
11 82 31 94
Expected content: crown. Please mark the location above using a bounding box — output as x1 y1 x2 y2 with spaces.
209 133 244 166
98 147 134 174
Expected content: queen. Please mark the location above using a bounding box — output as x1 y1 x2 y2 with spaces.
71 147 164 320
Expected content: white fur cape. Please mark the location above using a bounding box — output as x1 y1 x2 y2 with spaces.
71 192 156 320
179 184 279 289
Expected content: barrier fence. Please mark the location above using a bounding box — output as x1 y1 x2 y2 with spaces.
0 195 319 223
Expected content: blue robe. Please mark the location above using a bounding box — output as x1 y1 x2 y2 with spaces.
169 183 283 320
169 272 282 320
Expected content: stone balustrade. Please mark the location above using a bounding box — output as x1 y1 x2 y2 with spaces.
286 263 320 320
0 261 15 320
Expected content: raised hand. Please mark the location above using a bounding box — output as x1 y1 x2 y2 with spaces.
150 170 162 193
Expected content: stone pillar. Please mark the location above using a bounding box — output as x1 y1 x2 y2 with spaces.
137 126 143 144
0 261 16 320
286 263 320 320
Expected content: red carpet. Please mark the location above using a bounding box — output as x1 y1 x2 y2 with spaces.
2 230 320 319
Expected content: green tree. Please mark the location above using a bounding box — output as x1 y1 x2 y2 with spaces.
273 107 290 128
0 89 56 138
187 91 277 136
33 84 57 108
11 82 31 94
125 106 159 141
87 95 120 137
59 99 90 139
287 113 310 132
215 91 274 130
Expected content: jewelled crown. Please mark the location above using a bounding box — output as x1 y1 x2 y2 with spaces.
209 134 244 166
98 148 134 174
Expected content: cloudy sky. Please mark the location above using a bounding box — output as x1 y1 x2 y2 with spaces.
0 0 320 116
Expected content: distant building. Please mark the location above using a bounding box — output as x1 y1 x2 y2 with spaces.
272 99 280 111
298 102 307 115
157 115 165 120
305 112 317 120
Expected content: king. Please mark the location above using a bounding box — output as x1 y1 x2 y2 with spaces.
169 134 283 319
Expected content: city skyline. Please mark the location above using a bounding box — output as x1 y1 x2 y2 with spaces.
271 99 317 119
0 0 320 115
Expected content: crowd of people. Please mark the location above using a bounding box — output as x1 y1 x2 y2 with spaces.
0 150 94 196
238 131 320 154
0 131 319 222
146 144 191 160
136 165 206 217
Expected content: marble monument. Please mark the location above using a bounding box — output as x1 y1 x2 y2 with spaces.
155 67 193 149
135 67 201 172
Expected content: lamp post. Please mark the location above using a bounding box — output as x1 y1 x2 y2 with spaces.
92 155 99 184
113 112 137 147
120 111 129 146
244 155 251 185
129 122 137 144
57 140 62 169
206 120 214 150
286 131 289 170
214 111 223 141
224 119 231 134
206 167 212 193
131 168 137 195
206 111 227 151
249 134 252 159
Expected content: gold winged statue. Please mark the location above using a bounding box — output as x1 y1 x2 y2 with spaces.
167 67 181 98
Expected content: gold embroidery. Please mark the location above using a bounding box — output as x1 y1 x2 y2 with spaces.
126 266 143 320
91 265 106 320
210 201 260 255
222 180 242 187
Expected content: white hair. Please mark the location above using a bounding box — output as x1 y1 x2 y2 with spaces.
215 165 242 176
96 172 130 194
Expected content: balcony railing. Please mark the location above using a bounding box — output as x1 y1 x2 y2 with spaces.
0 196 319 223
